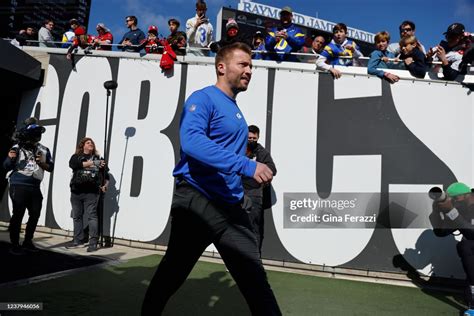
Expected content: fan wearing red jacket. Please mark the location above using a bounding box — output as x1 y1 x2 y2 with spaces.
66 26 94 59
139 25 163 54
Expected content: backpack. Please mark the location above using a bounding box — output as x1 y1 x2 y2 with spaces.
160 39 177 70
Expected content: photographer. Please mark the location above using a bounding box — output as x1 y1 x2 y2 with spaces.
243 125 277 255
68 137 109 253
4 118 54 255
429 182 474 315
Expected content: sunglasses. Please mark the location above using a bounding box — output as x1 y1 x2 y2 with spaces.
401 28 412 33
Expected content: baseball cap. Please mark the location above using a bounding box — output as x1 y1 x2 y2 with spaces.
444 23 465 36
226 18 238 31
446 182 471 197
280 6 293 15
254 31 264 39
148 25 158 34
96 23 110 33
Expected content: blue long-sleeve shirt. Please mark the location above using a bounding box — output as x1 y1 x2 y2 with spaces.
367 50 401 78
173 86 257 204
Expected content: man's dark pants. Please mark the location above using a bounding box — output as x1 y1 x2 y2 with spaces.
9 185 43 245
142 182 281 315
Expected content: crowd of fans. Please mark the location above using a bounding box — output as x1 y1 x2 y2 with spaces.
8 0 474 81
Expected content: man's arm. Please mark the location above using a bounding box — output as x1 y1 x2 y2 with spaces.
285 28 305 51
180 92 256 178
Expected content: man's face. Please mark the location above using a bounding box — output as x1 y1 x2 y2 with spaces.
26 27 34 35
280 11 292 25
376 39 388 51
45 21 54 31
126 17 134 28
333 29 347 44
71 23 79 30
400 24 414 38
248 132 259 142
446 33 462 47
312 36 325 53
253 37 263 47
197 8 206 18
401 42 416 55
220 49 252 92
169 23 178 33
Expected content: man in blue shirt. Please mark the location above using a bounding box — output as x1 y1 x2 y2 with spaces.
265 6 305 62
118 15 145 52
142 42 281 316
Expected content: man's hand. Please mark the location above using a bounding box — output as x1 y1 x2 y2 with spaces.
384 72 400 83
253 162 273 184
329 68 342 79
437 197 454 213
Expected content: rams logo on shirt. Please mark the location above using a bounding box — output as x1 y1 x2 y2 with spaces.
236 113 242 119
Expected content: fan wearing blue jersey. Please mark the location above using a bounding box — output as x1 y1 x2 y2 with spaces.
142 42 281 316
320 23 363 66
265 6 305 62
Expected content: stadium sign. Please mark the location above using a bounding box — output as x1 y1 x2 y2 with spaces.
237 0 375 43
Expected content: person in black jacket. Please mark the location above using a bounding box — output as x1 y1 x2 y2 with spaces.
399 35 427 79
68 137 109 252
429 182 474 315
209 18 251 53
243 125 277 254
15 26 38 46
4 118 53 255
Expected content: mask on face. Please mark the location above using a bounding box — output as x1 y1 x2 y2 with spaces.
247 140 257 151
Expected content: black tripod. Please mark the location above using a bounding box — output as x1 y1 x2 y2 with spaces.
99 80 117 247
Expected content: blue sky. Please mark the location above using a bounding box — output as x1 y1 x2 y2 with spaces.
88 0 473 49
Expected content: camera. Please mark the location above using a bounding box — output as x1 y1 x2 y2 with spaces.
12 123 45 148
428 186 448 202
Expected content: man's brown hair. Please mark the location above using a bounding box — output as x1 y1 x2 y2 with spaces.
215 42 252 73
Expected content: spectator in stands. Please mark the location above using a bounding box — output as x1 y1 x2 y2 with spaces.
139 25 162 54
427 23 471 80
243 125 277 255
62 19 81 48
252 31 266 60
66 25 94 60
265 6 305 62
61 28 75 48
388 21 426 55
320 23 363 66
93 23 113 51
167 18 186 56
38 19 55 47
15 26 37 46
367 31 401 83
186 1 213 56
118 15 145 52
399 35 427 79
210 18 251 53
311 35 342 78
